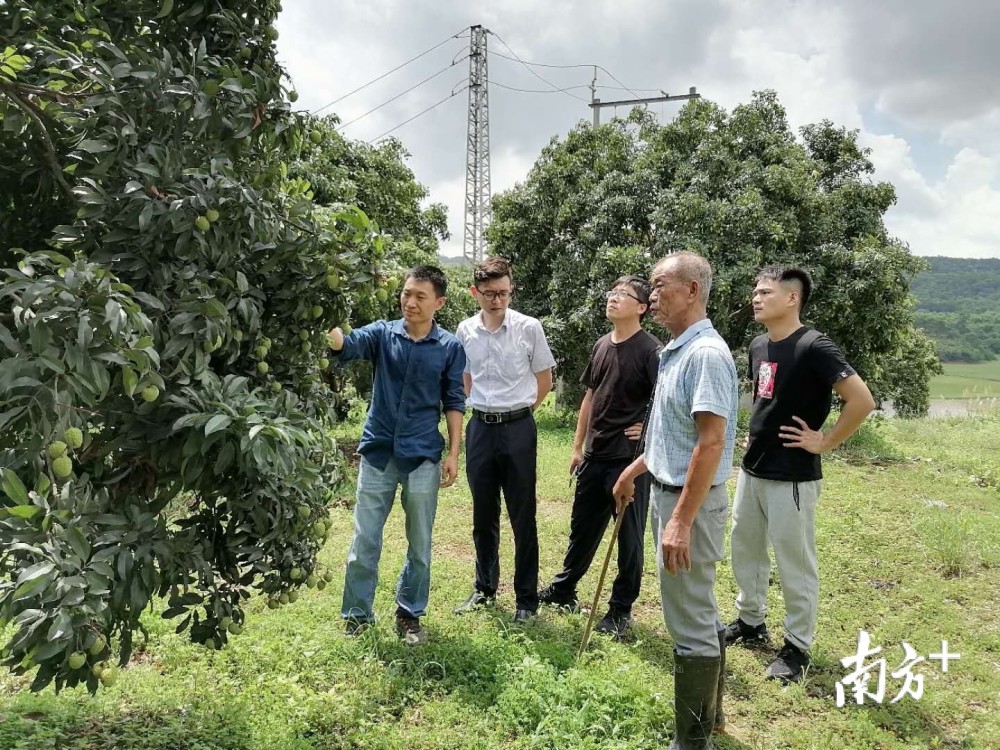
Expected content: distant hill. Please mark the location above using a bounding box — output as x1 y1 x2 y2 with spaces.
911 256 1000 362
437 254 472 267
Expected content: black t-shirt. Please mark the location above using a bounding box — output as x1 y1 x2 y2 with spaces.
581 330 662 460
743 327 856 482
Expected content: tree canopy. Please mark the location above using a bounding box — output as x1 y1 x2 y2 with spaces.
0 0 380 692
488 92 940 415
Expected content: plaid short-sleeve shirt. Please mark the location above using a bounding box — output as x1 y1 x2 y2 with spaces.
645 318 739 487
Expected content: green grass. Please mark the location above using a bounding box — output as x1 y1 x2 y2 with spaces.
2 405 999 749
929 361 1000 400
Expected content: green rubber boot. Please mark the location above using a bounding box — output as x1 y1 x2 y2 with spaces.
669 652 721 749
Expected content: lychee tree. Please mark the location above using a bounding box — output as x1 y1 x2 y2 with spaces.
0 1 375 692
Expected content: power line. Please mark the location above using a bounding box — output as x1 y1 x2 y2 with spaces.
311 29 468 115
337 57 468 131
486 47 659 96
489 80 655 95
489 79 591 95
367 85 468 144
486 31 589 103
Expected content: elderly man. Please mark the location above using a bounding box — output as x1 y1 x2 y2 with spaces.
614 252 739 748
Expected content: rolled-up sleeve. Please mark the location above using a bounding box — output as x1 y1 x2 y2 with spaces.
442 340 467 413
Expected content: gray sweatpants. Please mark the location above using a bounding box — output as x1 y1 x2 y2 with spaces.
651 483 729 657
730 470 821 651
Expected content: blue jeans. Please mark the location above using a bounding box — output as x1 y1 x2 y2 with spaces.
341 456 440 622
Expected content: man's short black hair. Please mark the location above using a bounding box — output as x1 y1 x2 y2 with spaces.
406 265 448 297
755 265 813 310
612 275 652 318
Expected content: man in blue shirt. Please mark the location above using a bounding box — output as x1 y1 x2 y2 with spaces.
614 252 739 747
328 265 466 646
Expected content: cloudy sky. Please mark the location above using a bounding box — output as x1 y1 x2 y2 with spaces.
276 0 1000 260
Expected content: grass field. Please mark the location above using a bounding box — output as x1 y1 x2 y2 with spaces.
1 406 999 749
929 361 1000 399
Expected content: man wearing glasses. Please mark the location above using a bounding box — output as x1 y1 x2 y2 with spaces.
537 276 660 640
453 257 556 623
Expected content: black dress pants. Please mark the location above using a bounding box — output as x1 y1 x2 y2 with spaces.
466 415 539 611
551 456 650 612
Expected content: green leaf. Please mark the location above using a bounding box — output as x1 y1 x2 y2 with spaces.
155 0 175 19
1 468 29 505
205 414 233 436
78 139 114 153
6 505 41 520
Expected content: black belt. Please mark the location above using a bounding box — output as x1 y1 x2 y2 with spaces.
651 477 684 493
472 407 533 424
651 478 724 493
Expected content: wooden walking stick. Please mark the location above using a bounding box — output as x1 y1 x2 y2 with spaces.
577 510 627 657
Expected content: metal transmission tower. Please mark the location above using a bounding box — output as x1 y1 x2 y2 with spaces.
463 25 491 263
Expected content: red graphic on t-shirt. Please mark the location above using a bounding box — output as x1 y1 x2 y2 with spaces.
757 361 777 399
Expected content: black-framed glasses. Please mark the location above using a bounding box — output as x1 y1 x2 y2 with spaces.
476 289 513 302
605 290 643 303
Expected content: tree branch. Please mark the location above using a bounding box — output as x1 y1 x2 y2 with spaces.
0 80 74 200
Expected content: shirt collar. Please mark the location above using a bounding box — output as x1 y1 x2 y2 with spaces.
391 318 442 342
664 317 714 351
476 309 509 331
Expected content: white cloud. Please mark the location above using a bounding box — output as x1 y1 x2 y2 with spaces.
276 0 1000 260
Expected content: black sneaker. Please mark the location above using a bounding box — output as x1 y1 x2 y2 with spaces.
537 584 580 613
512 608 536 625
723 617 769 647
766 640 810 683
394 613 427 646
594 607 632 640
344 617 371 637
453 590 495 614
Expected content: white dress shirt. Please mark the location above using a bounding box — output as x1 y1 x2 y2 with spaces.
456 308 556 411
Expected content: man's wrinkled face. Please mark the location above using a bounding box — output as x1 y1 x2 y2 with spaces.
649 262 692 331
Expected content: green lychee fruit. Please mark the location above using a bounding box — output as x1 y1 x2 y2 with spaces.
256 362 269 375
141 385 160 403
52 455 73 479
375 289 388 304
298 330 309 342
288 91 299 103
228 622 243 635
68 651 87 670
287 590 299 603
278 593 289 605
206 209 220 223
326 271 341 290
318 357 330 370
311 305 324 318
100 667 118 687
47 441 68 459
89 636 106 656
63 428 84 449
195 216 210 232
310 129 322 144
